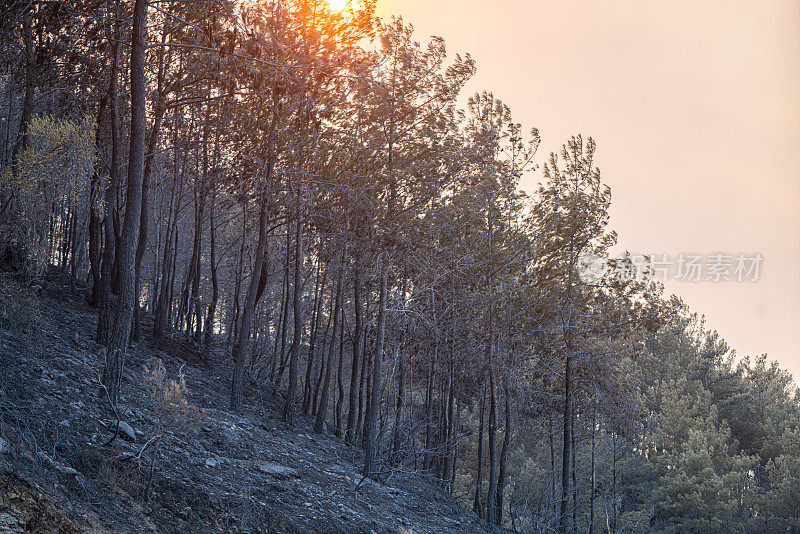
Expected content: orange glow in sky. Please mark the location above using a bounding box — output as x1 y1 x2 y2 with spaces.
376 0 800 379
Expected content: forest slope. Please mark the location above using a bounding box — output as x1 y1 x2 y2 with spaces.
0 276 493 534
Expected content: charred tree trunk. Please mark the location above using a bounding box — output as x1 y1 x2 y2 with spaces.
303 253 325 414
315 252 343 433
131 30 168 341
10 10 34 173
363 258 387 476
486 367 498 526
204 187 219 344
96 0 122 345
345 259 363 446
102 0 149 406
392 345 405 463
473 384 486 519
549 413 557 516
589 399 597 534
495 378 510 525
334 300 345 436
152 104 180 340
559 355 572 534
230 199 269 411
283 194 304 424
88 95 108 307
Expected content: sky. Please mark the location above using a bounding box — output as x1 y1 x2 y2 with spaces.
374 0 800 379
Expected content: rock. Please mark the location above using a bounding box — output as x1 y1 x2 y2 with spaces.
214 425 240 450
257 462 298 480
118 421 136 442
205 457 220 468
36 451 55 466
54 463 78 476
0 437 8 454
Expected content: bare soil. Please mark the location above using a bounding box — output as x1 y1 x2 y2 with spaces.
0 275 494 534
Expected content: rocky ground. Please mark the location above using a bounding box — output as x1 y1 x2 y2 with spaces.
0 275 495 534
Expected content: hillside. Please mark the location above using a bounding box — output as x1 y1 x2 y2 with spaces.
0 276 492 534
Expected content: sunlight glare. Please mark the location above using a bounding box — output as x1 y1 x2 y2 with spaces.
326 0 352 12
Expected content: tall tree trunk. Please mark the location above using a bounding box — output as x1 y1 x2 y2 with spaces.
153 104 180 340
312 286 334 416
486 367 498 526
283 194 304 424
230 197 270 411
392 345 405 463
345 259 363 446
88 95 108 307
356 337 369 447
559 355 572 534
315 252 343 433
571 411 577 534
611 426 617 534
102 0 149 406
364 258 387 476
204 187 219 344
549 413 557 516
424 347 436 472
496 378 510 525
227 199 246 343
473 384 486 519
303 253 325 413
589 400 597 534
131 29 169 341
96 0 122 345
335 300 345 436
10 10 34 174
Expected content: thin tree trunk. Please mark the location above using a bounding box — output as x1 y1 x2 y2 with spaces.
283 194 304 424
315 252 343 433
496 378 510 525
364 258 387 476
204 187 219 344
228 199 246 343
392 345 404 462
356 337 369 447
571 411 577 534
611 427 617 534
590 400 597 534
10 10 34 173
486 367 498 526
335 300 345 436
229 199 269 411
549 413 557 517
559 355 572 534
303 253 325 413
473 384 486 519
132 28 169 341
345 259 363 446
88 96 108 306
153 104 180 340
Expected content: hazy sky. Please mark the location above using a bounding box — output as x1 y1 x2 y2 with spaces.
374 0 800 379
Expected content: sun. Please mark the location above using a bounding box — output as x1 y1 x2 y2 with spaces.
325 0 352 12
